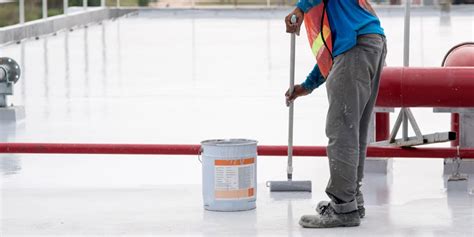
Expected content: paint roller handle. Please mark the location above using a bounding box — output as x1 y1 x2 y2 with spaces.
285 9 304 35
286 14 299 100
290 14 297 25
288 14 297 181
289 15 296 97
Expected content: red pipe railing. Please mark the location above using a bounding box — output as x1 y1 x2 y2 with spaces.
376 67 474 107
375 112 390 141
0 143 201 155
1 143 473 159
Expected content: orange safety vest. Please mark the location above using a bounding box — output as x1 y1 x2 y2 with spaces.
303 0 375 78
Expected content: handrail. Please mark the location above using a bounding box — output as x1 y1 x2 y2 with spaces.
1 143 473 158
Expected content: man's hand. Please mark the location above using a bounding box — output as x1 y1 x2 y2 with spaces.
285 85 311 106
285 8 304 35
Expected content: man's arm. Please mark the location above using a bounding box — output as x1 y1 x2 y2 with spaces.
285 0 322 34
284 0 324 105
295 0 324 92
285 64 324 105
296 0 322 13
301 64 326 93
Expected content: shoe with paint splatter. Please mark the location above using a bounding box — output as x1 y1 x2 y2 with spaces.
300 202 360 228
358 205 365 218
356 191 365 218
316 200 365 218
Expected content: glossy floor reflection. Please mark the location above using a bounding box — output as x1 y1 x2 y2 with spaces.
1 7 474 236
2 165 473 236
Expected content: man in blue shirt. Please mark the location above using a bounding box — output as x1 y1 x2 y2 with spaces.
284 0 387 228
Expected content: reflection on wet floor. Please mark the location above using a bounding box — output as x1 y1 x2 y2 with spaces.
0 123 23 176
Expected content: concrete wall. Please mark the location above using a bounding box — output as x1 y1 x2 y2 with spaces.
0 8 136 45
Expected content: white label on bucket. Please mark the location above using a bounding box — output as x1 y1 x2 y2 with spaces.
214 158 255 200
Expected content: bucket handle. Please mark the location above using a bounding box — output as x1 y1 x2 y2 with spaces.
198 147 203 164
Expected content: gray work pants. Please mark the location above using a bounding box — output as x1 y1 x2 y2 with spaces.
325 34 387 214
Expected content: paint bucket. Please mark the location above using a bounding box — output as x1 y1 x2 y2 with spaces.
200 139 258 211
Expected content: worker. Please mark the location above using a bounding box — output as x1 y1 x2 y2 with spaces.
284 0 387 228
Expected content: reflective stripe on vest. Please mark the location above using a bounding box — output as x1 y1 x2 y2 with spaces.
303 0 374 78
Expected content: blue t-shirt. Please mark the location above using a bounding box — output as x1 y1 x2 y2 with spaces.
297 0 385 92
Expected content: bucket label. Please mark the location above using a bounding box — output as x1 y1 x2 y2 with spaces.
214 158 255 200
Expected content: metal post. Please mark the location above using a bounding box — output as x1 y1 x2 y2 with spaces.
267 0 270 7
101 0 105 7
42 0 48 19
403 0 411 67
83 0 88 10
117 0 120 7
402 110 408 140
401 0 411 141
64 0 68 14
191 0 195 8
19 0 25 24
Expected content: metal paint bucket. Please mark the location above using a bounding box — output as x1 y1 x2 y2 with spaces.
200 139 258 211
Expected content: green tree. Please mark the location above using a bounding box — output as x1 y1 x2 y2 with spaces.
138 0 148 6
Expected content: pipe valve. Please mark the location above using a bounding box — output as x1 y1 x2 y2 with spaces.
0 57 21 108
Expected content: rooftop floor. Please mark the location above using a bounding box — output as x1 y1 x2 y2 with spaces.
1 7 474 236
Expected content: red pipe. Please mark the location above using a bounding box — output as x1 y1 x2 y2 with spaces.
451 113 460 147
257 145 466 158
1 143 473 159
0 143 201 155
441 43 474 147
442 42 474 67
376 67 474 107
375 112 390 141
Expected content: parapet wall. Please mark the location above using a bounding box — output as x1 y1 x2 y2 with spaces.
0 8 136 45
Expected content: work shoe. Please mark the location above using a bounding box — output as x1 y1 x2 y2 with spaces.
358 205 365 218
356 191 365 218
300 202 360 228
316 201 365 218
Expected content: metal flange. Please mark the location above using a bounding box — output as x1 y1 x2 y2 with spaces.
0 57 21 83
